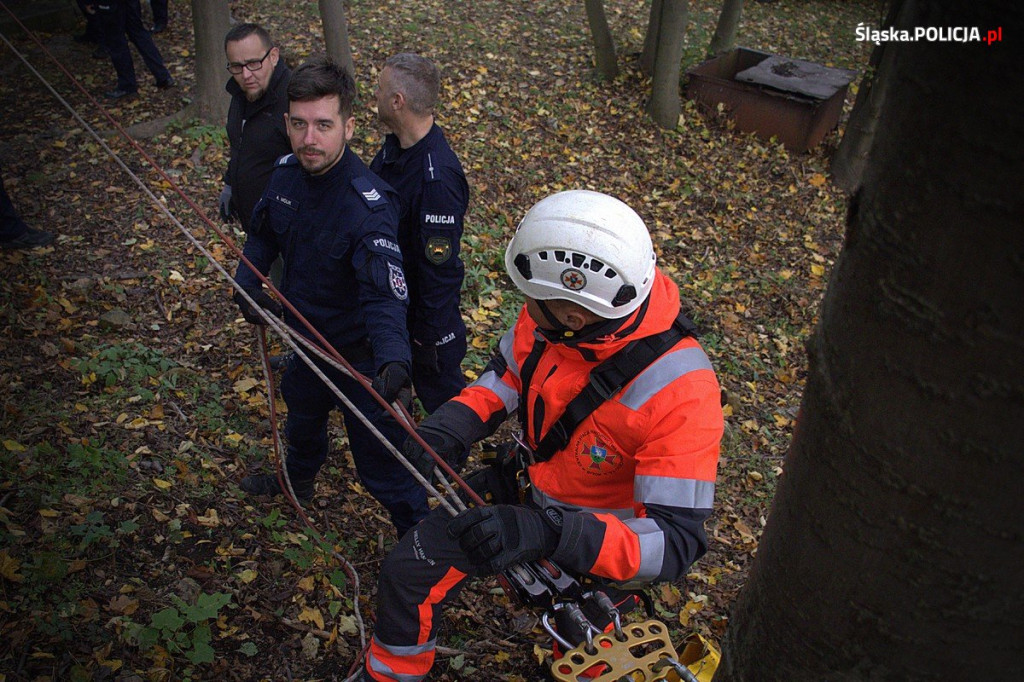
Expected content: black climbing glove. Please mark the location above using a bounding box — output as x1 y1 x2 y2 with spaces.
233 288 283 325
371 361 412 404
219 184 235 222
412 340 440 375
447 504 563 575
403 418 469 480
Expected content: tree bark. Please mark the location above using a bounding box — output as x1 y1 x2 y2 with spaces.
318 0 355 81
646 0 689 129
706 0 744 58
640 0 663 77
583 0 619 80
190 0 231 123
717 1 1024 679
830 0 905 193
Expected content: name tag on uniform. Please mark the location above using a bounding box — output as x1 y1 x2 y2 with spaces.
271 193 298 210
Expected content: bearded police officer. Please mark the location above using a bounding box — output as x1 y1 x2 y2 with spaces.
371 53 469 415
232 57 427 537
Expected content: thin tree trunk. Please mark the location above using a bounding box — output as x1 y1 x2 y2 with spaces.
318 0 355 81
830 0 906 193
706 0 744 58
190 0 231 123
646 0 689 129
640 0 663 77
717 1 1024 679
584 0 619 80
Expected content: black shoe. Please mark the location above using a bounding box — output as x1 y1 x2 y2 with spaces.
156 77 176 90
151 23 167 33
268 353 290 370
92 46 108 59
104 88 137 100
240 473 313 504
0 227 55 250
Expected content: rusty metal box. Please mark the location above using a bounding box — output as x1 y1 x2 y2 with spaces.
685 47 856 152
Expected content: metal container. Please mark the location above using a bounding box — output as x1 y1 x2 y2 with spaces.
686 47 856 152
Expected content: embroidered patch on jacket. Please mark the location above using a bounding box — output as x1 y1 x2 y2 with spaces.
561 268 587 291
425 236 452 265
573 430 623 476
388 262 409 300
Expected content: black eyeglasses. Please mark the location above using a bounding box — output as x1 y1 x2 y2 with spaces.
226 48 272 75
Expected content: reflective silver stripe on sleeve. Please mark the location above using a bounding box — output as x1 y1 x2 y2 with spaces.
619 346 713 411
531 486 634 521
498 329 519 376
623 517 665 581
368 636 434 682
635 475 716 510
473 370 518 413
468 329 519 412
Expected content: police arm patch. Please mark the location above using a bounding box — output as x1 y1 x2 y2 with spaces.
388 262 409 300
425 236 452 265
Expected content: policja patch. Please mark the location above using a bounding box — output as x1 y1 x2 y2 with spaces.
425 236 452 265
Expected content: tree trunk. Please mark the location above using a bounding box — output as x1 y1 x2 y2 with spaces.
706 0 744 58
640 0 663 76
318 0 355 81
190 0 231 123
583 0 619 80
830 0 905 193
646 0 689 129
717 1 1024 679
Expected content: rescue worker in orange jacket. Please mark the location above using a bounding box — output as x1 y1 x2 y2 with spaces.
355 190 723 681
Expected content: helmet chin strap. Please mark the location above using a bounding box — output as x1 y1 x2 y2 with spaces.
535 299 574 336
536 298 643 346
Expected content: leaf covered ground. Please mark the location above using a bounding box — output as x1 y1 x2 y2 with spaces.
0 0 877 679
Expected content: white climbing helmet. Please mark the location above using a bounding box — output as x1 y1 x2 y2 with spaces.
504 190 657 318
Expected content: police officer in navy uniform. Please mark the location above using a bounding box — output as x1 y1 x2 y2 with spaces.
232 57 428 537
371 54 469 415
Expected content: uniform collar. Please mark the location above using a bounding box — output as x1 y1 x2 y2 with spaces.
378 123 441 169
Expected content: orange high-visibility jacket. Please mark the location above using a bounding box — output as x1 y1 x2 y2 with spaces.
453 269 723 585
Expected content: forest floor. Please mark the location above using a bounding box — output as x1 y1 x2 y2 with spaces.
0 0 878 679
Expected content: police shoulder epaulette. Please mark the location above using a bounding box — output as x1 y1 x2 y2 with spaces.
275 153 298 167
423 151 441 183
352 175 388 210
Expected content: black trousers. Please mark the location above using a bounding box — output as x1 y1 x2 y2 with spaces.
96 0 170 92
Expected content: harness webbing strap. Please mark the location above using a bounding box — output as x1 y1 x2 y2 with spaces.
528 312 698 462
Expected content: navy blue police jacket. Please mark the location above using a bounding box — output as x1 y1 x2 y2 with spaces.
234 147 411 370
370 124 468 349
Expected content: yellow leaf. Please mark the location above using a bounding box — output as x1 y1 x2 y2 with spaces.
808 173 826 187
0 549 24 582
298 606 325 630
38 509 59 518
153 478 172 490
238 569 258 584
494 651 510 663
722 404 734 417
223 432 244 446
779 269 793 280
3 440 27 452
471 336 489 349
679 599 705 627
234 377 260 393
197 509 219 527
810 264 825 277
152 508 170 522
297 576 316 592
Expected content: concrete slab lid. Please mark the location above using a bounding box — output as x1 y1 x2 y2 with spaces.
735 56 856 100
